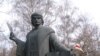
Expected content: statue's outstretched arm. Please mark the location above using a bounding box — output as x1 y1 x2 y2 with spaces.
10 32 26 56
7 23 25 46
10 32 25 47
49 33 70 52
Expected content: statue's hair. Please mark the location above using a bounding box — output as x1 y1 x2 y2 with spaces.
31 13 44 25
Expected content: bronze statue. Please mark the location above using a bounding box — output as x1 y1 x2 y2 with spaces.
9 13 70 56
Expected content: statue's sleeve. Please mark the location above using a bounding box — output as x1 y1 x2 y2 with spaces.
48 28 70 52
13 38 25 56
13 38 25 48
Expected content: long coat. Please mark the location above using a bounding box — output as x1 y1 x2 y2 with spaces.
25 26 55 56
15 26 70 56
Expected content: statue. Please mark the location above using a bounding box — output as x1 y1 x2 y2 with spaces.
9 13 70 56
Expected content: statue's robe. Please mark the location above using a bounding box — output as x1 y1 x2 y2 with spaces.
16 25 71 56
25 26 54 56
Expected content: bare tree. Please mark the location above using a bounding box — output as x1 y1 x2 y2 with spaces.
11 0 57 26
8 46 16 56
56 7 82 47
55 5 100 56
75 17 100 56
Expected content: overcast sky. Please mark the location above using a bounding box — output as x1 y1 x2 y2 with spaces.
0 0 100 27
71 0 100 28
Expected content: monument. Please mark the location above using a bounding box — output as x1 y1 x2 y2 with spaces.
9 13 70 56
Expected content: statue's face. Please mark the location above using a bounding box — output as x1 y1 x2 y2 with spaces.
31 16 42 26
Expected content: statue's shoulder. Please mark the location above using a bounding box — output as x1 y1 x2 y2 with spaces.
41 26 55 33
41 26 53 30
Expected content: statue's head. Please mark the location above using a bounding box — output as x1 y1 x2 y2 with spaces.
31 13 44 26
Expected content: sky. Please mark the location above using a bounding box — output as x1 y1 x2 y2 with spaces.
0 0 100 27
71 0 100 28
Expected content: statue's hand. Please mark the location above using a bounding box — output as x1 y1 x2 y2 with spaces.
10 32 16 40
